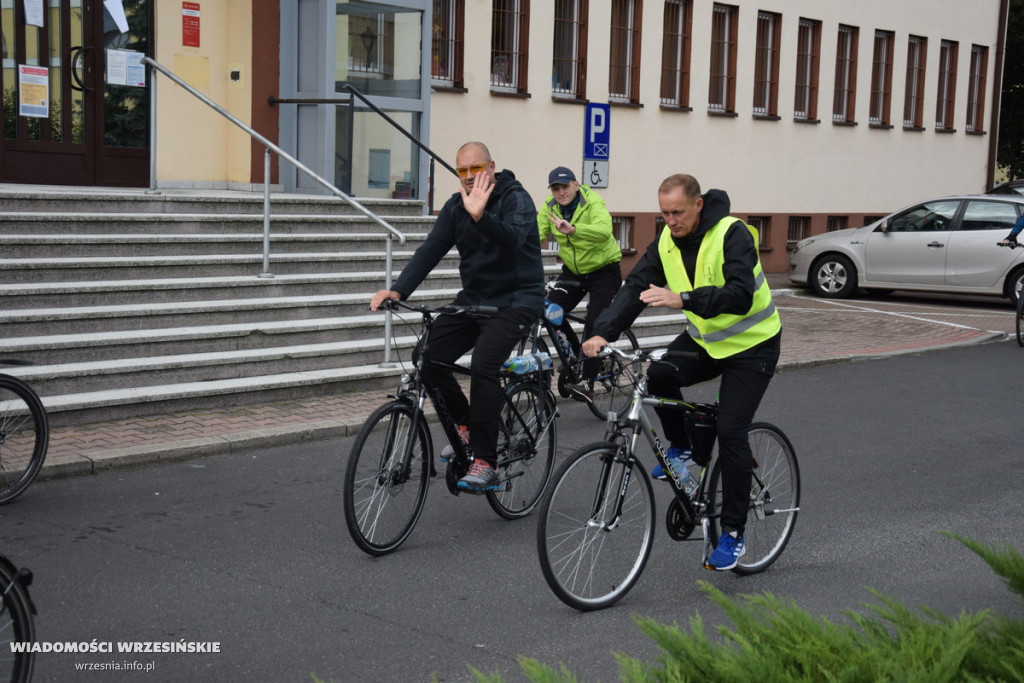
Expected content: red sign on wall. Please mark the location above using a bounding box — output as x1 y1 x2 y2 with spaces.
182 2 200 47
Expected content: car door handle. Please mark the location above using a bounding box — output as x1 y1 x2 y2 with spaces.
927 241 945 248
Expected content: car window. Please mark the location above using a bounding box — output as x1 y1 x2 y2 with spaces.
960 199 1019 231
886 200 960 233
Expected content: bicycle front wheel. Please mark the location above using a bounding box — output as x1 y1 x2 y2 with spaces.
0 374 49 505
343 401 431 556
537 442 655 611
1016 293 1024 347
487 381 557 519
707 422 799 575
587 328 640 420
0 558 36 683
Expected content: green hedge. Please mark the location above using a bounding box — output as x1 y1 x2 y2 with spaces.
477 533 1024 683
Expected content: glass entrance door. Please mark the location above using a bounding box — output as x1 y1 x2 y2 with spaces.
0 0 150 186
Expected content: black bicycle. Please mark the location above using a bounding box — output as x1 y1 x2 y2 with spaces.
0 361 49 505
518 280 640 420
0 551 37 683
537 345 800 611
343 300 558 555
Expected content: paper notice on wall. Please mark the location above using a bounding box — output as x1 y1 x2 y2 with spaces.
104 0 129 33
107 49 146 87
23 0 43 28
18 65 49 118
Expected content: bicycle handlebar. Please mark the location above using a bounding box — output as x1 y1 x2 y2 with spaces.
545 279 581 295
596 345 700 364
379 298 499 317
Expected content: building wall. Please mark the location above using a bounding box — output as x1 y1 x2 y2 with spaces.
152 0 255 188
429 0 1004 273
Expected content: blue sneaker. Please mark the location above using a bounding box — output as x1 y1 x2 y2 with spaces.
440 425 470 463
456 460 501 493
706 532 745 571
651 446 692 480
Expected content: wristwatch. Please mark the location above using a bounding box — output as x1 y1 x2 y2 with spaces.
681 292 691 307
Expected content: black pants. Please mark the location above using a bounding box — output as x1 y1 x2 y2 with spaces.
547 263 622 381
413 307 537 468
648 331 781 535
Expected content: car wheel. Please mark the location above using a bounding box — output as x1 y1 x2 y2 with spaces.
1006 266 1024 306
809 254 857 298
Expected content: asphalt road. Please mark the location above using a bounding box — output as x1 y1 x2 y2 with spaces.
3 342 1024 682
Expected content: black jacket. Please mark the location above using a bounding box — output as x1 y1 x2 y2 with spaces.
592 189 759 340
393 170 545 313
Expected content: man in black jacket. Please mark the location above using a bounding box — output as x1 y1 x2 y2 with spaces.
370 141 544 493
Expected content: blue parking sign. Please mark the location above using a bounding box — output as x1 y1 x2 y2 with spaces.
583 103 610 159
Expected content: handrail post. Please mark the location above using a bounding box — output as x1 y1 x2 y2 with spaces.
428 157 435 214
145 65 160 195
259 148 273 278
381 234 396 366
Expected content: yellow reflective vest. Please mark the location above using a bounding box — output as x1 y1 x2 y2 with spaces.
658 217 781 359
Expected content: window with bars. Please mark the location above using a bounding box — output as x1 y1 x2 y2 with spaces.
787 216 808 250
966 44 988 133
935 40 958 130
609 0 641 103
826 216 848 232
431 0 464 88
491 0 530 94
753 11 780 117
612 215 633 250
747 216 771 249
660 0 692 107
869 30 893 126
794 18 820 120
553 0 587 99
903 35 926 128
709 3 738 113
833 24 858 123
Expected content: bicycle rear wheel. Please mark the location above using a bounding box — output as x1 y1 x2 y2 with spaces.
1016 294 1024 347
537 442 655 611
343 401 431 556
707 422 799 575
0 374 49 505
487 381 557 519
587 328 640 420
0 557 36 683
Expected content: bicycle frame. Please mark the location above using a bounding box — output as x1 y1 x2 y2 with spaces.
384 301 555 482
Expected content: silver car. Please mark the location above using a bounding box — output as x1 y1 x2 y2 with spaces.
789 194 1024 303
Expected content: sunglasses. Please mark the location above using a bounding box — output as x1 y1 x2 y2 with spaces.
455 162 489 178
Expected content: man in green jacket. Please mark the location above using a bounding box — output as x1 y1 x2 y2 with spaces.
537 166 622 398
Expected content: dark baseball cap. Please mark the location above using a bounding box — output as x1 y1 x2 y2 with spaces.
548 166 577 187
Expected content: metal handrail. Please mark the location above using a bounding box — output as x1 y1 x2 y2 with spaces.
142 56 405 365
269 87 458 213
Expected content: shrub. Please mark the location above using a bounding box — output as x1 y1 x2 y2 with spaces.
491 534 1024 683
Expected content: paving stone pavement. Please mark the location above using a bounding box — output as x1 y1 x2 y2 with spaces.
37 277 1015 480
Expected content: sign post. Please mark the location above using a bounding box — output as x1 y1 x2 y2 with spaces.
583 103 610 188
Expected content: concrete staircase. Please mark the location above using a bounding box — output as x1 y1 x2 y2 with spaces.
0 184 684 428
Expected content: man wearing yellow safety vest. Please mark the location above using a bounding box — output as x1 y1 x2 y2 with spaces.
582 173 781 571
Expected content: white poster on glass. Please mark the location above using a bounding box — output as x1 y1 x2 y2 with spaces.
23 0 43 28
18 65 49 118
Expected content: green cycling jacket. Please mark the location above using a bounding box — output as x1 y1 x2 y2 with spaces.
537 184 621 275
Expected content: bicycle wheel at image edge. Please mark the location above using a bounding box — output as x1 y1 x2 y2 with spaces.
343 401 431 556
536 442 656 611
707 422 799 575
487 381 557 519
0 558 36 683
587 328 640 420
0 374 49 505
1016 294 1024 347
